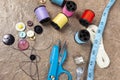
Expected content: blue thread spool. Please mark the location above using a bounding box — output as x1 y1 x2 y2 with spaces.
74 29 90 44
50 0 66 7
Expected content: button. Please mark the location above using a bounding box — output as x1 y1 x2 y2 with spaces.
40 0 47 4
34 25 43 34
15 22 26 31
30 36 36 41
18 39 29 50
27 30 35 38
27 21 34 27
19 31 26 39
30 54 36 61
2 34 15 45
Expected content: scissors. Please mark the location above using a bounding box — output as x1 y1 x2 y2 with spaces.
47 40 72 80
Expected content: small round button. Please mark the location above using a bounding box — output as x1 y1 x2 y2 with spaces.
19 31 26 39
34 25 43 34
27 30 35 38
15 22 26 31
30 54 36 61
30 36 36 41
40 0 47 4
27 21 34 27
2 34 15 45
18 39 29 50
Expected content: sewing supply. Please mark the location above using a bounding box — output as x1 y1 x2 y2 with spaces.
18 39 29 50
50 0 66 7
47 40 72 80
15 22 26 31
40 0 47 4
74 29 90 44
27 21 34 27
79 10 95 27
34 25 43 34
19 31 26 39
74 56 85 65
27 30 35 38
87 0 116 80
87 25 110 68
34 5 50 24
62 1 77 17
2 34 15 45
30 54 36 61
51 13 68 30
76 67 84 80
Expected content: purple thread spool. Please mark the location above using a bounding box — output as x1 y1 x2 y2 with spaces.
34 5 50 24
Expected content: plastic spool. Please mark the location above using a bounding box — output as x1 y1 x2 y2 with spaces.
51 13 68 30
34 5 50 24
87 25 110 68
74 29 90 44
2 34 15 45
74 56 85 65
62 1 77 17
15 22 26 31
18 39 29 50
79 9 95 27
76 67 84 80
50 0 66 7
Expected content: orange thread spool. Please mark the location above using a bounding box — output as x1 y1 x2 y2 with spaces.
79 9 95 27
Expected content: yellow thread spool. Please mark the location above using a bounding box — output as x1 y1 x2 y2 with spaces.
51 13 68 30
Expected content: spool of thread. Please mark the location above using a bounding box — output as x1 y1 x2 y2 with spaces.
34 5 50 24
51 13 68 30
74 29 90 44
79 9 95 27
50 0 66 7
62 1 77 17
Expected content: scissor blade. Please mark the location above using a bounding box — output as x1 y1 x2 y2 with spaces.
59 41 67 63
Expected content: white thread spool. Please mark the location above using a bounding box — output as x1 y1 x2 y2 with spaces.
87 25 110 68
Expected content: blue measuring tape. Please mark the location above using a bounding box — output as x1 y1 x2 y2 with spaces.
87 0 116 80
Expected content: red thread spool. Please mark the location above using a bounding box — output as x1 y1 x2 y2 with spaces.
79 9 95 27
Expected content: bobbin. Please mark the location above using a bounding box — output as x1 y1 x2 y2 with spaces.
34 5 50 24
51 13 68 30
74 29 90 44
50 0 66 7
79 9 95 27
62 1 77 17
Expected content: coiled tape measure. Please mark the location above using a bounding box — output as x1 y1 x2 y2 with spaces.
87 0 116 80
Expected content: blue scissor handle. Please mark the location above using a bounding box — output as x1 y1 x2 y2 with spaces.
57 66 72 80
48 44 59 80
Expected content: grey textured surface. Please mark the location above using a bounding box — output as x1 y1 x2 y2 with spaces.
0 0 120 80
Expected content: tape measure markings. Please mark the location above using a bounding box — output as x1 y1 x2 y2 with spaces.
87 0 116 80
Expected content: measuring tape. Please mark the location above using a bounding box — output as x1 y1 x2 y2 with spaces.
87 0 116 80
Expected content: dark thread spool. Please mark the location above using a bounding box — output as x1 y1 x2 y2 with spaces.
34 5 50 24
62 1 77 17
74 29 90 44
79 10 95 27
